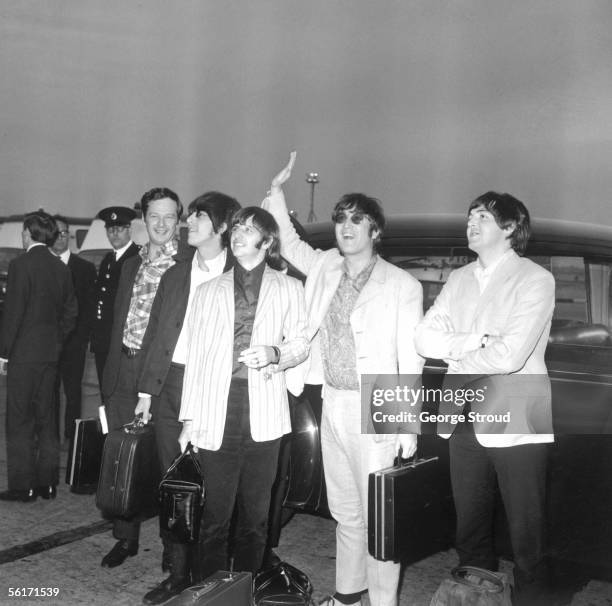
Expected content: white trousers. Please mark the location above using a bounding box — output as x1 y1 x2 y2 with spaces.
321 385 400 606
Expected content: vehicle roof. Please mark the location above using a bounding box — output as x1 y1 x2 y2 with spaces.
303 213 612 260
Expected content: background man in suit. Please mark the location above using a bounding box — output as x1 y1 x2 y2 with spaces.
263 154 424 606
179 207 309 583
51 215 96 442
135 191 239 605
414 192 555 605
100 189 182 568
90 206 139 387
0 212 77 502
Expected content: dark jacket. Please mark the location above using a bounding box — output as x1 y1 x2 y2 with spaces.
0 245 77 363
138 247 234 396
91 242 140 354
101 252 143 401
67 253 97 345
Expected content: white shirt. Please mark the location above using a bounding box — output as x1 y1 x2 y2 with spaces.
473 249 513 294
172 249 227 364
113 240 134 261
57 249 70 265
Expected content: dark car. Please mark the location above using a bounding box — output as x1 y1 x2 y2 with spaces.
284 214 612 579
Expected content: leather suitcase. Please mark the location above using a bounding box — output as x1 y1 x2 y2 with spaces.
165 571 252 605
368 455 454 563
96 419 160 518
65 418 105 494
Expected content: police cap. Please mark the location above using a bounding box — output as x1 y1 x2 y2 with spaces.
97 206 137 228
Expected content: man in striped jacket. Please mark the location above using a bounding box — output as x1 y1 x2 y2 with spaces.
179 207 309 581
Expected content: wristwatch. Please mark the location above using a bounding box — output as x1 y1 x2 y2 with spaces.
480 334 490 349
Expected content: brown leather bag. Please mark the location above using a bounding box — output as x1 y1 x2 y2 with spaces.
429 566 512 606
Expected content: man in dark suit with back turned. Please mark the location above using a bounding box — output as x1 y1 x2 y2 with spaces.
51 214 97 441
90 206 139 387
0 211 77 502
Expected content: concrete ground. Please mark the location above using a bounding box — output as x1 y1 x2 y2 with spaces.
0 353 611 605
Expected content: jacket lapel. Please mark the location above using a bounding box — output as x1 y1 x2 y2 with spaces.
253 266 275 331
216 270 234 331
353 257 385 311
473 252 520 318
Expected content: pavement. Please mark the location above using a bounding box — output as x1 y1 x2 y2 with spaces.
0 353 611 605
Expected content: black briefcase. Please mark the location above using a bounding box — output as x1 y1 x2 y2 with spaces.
368 454 454 563
165 571 252 605
65 418 105 494
159 445 205 543
96 418 160 518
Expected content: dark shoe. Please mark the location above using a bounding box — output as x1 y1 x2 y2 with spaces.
0 489 36 502
36 485 57 500
142 576 191 605
101 540 138 568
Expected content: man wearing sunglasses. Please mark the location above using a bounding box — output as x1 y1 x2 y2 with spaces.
91 206 140 387
263 154 424 606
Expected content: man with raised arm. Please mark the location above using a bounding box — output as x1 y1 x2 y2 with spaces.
263 154 424 606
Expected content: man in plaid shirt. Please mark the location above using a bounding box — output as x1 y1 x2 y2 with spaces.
100 187 182 569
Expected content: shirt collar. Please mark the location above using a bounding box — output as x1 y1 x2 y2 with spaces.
140 238 178 263
57 249 71 264
192 248 227 273
234 258 266 284
27 242 46 252
113 240 133 260
474 248 513 279
342 254 378 288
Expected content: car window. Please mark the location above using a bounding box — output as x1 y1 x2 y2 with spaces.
0 248 22 274
390 254 472 311
389 251 612 356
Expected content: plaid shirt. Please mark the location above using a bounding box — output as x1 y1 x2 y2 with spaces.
122 239 178 349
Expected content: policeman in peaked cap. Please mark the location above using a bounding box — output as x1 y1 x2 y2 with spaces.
91 206 140 388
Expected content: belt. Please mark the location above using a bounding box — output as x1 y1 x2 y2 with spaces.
121 344 141 358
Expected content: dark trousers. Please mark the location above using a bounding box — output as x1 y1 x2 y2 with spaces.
6 361 60 490
94 350 108 391
151 363 190 578
151 363 184 478
105 350 143 543
55 338 88 440
194 378 280 581
449 425 548 588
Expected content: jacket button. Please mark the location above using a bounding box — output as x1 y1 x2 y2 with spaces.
165 350 171 355
176 321 181 328
157 379 162 384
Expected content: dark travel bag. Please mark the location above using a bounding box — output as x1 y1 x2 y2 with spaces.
253 561 314 605
159 444 205 543
96 418 160 518
368 454 454 563
165 571 252 605
65 417 105 494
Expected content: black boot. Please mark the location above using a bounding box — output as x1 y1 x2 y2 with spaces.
143 543 190 605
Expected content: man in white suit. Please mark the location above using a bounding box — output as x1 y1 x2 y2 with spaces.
179 207 308 580
263 154 424 606
415 192 555 604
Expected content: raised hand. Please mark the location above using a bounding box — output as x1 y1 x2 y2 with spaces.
270 151 297 193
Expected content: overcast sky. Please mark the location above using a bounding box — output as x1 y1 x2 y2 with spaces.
1 1 611 225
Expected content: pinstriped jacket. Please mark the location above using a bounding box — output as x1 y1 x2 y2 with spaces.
179 265 309 451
